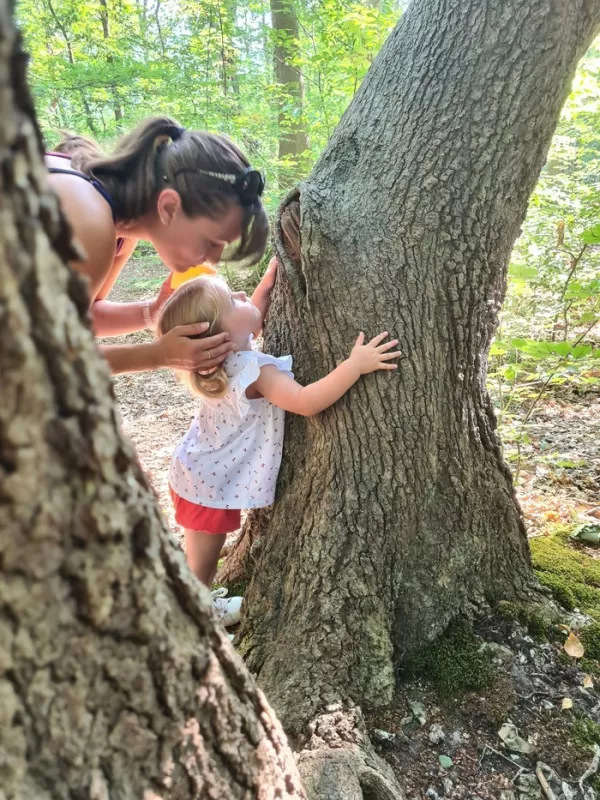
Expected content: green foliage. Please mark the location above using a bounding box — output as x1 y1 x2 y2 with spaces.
488 45 600 461
16 1 600 419
403 621 496 696
17 0 400 210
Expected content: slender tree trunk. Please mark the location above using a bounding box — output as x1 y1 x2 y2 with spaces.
270 0 308 187
222 0 600 792
45 0 98 136
99 0 123 125
0 3 304 797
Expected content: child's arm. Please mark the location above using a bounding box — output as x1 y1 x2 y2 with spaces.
251 257 278 335
253 333 401 417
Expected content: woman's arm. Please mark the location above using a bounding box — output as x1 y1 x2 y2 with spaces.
92 275 175 336
92 300 155 336
254 333 401 416
101 322 235 375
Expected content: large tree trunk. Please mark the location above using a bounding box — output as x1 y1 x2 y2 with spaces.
223 0 600 786
0 3 304 797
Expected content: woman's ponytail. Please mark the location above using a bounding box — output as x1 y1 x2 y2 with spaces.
86 116 184 221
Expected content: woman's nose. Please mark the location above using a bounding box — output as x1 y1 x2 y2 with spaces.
206 245 225 266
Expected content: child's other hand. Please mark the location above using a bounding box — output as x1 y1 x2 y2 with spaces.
251 257 279 324
349 332 401 374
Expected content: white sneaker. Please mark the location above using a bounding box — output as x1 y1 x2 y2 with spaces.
211 588 243 627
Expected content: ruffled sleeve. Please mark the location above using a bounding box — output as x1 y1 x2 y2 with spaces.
201 350 293 420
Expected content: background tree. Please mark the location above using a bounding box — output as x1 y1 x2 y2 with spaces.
219 0 600 791
270 0 308 190
0 2 305 797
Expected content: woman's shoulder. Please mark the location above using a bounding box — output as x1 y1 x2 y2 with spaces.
47 160 117 292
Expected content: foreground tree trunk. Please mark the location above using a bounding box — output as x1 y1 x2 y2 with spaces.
223 0 600 789
0 3 304 797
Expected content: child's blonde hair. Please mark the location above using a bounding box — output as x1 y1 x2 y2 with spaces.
157 278 229 399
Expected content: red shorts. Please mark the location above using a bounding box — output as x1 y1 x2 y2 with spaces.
169 488 241 535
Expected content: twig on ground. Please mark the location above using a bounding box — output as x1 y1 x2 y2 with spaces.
579 745 600 793
517 690 552 701
479 744 523 774
535 763 558 800
512 767 528 785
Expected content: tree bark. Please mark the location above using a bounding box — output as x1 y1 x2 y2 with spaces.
223 0 600 784
0 3 304 798
270 0 308 187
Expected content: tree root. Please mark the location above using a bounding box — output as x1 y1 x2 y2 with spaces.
216 507 272 587
296 706 403 800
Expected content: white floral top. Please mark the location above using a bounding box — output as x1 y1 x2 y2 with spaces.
169 350 293 509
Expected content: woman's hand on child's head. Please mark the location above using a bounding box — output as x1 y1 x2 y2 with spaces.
155 322 234 371
349 332 401 375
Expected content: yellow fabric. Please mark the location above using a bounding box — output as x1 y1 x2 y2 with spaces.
170 264 218 288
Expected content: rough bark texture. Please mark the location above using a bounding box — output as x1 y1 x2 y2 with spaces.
230 0 600 748
0 4 304 798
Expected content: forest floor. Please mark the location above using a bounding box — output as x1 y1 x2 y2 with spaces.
106 256 600 800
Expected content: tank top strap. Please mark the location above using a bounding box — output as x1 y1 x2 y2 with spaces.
45 152 119 222
45 152 124 255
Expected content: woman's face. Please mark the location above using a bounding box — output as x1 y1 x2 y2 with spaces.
148 191 243 272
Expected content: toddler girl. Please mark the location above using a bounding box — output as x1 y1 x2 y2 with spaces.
158 264 400 627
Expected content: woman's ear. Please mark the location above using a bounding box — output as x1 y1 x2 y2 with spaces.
156 188 182 226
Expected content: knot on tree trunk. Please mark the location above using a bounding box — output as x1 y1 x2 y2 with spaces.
296 705 403 800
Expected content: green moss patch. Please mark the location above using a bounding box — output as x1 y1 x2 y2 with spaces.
403 621 496 696
495 600 552 640
530 526 600 618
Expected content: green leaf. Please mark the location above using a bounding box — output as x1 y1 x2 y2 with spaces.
509 263 538 280
582 223 600 244
570 524 600 545
439 755 453 769
489 341 509 356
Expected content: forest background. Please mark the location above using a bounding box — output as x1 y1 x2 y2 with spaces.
17 0 600 583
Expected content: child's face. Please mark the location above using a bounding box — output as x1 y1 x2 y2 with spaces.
213 279 261 342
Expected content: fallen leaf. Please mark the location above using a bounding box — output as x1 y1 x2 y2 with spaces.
583 675 594 689
564 631 585 659
439 755 453 769
562 698 573 710
570 523 600 545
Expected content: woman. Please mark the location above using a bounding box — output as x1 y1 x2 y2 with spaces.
46 115 269 374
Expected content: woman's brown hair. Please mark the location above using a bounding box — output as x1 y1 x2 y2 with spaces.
54 116 268 266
